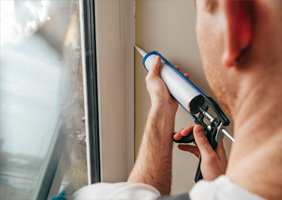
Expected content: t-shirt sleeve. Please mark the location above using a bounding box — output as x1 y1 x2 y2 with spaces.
72 182 161 200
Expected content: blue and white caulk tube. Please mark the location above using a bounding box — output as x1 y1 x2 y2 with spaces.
135 45 206 116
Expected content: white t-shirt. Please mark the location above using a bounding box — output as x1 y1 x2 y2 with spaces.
73 175 265 200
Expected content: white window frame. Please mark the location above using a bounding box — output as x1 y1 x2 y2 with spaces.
94 0 135 182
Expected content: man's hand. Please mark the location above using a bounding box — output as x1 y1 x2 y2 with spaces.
146 56 189 114
174 125 228 181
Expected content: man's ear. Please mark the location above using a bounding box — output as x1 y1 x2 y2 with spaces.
219 0 255 67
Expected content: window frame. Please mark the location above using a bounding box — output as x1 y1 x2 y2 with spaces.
82 0 101 184
94 0 135 182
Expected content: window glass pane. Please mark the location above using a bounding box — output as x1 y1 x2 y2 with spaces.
0 1 88 199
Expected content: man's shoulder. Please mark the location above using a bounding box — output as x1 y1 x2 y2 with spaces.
155 175 264 200
189 175 265 200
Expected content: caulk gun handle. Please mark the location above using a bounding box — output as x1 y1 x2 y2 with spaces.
173 131 195 143
194 158 203 182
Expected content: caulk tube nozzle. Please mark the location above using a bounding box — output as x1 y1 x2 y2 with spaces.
135 45 147 58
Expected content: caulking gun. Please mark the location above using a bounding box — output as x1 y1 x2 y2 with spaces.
135 45 235 182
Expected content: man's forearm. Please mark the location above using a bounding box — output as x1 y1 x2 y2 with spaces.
128 104 176 195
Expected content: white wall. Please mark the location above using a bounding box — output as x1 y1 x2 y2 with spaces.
134 0 233 194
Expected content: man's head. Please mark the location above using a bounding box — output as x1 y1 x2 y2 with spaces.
195 0 282 119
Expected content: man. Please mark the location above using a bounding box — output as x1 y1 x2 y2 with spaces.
74 0 282 199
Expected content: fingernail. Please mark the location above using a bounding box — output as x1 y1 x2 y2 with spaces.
195 126 204 135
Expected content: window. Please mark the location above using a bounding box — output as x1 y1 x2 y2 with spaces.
0 0 136 199
0 0 91 199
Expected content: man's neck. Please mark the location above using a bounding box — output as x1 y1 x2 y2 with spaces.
226 81 282 200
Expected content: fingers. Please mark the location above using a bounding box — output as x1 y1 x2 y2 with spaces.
174 125 199 158
175 65 189 79
215 141 227 162
173 125 194 140
148 56 161 77
178 144 200 158
148 59 189 80
180 125 194 136
173 128 184 140
193 125 215 158
174 65 180 71
184 73 189 79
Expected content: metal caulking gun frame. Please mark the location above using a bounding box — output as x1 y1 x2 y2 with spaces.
135 45 235 182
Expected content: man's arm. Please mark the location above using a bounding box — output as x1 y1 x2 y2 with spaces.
127 104 176 195
128 56 228 195
128 56 178 195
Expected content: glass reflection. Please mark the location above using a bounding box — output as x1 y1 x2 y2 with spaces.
0 1 87 199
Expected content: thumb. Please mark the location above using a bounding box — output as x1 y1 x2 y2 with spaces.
194 125 215 158
148 56 161 76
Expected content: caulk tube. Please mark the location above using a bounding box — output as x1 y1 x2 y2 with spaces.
143 51 206 115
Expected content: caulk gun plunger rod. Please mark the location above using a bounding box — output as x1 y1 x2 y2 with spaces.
222 129 235 142
203 110 235 142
